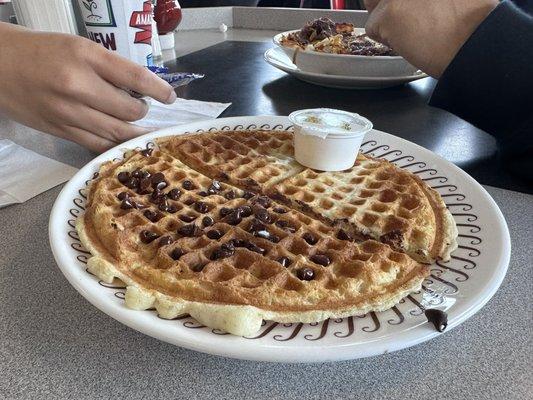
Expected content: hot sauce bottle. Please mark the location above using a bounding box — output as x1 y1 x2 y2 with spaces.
153 0 182 49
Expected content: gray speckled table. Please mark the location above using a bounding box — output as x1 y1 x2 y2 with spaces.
1 20 532 399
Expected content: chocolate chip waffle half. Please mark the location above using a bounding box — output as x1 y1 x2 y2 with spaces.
78 146 429 336
158 131 457 263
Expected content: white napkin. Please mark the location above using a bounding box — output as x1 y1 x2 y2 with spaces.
0 139 78 208
136 97 231 129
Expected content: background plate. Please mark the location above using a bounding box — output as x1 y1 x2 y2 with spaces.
49 116 510 363
264 47 427 89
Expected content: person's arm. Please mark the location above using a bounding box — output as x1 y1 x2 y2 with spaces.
0 22 176 152
364 0 533 181
429 1 533 180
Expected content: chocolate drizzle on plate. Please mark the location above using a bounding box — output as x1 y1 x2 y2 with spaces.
424 309 448 332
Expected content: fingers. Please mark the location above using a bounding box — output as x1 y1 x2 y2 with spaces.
73 105 152 143
83 76 150 122
364 0 381 12
51 124 117 153
364 0 389 45
93 49 177 104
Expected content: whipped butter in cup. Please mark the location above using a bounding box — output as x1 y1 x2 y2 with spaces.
289 108 373 171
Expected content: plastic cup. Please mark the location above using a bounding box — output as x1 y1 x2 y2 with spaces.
289 108 373 171
77 0 154 66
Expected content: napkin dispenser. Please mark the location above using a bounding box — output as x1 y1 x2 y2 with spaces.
11 0 79 34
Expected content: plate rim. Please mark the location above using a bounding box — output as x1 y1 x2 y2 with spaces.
263 47 428 83
49 115 511 362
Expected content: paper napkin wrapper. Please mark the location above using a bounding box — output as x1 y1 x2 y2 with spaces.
0 139 78 208
137 97 231 129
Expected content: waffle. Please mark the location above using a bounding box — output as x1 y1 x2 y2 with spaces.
78 145 429 336
157 130 305 192
158 132 457 263
270 153 457 263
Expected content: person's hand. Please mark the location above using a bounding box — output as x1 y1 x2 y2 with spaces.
364 0 499 78
0 23 177 152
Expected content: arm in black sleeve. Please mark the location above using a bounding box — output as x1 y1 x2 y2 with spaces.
429 0 533 183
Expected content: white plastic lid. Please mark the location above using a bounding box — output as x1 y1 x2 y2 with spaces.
289 108 373 139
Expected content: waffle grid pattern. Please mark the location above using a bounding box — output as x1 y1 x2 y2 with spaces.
82 147 425 312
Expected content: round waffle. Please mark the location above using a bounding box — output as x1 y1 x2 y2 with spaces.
77 130 456 336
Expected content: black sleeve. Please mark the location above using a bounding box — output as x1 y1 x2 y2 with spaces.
429 0 533 183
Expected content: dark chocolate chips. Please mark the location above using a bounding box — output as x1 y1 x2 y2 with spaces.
178 224 201 237
154 180 168 191
151 172 166 187
168 188 181 200
224 190 236 200
253 196 272 208
297 268 315 281
246 242 266 255
125 177 139 189
117 191 130 200
254 230 271 240
120 198 135 210
179 214 196 223
138 178 152 194
302 232 318 245
170 248 184 260
206 229 224 240
194 201 209 213
227 209 243 225
182 180 194 190
310 254 331 266
211 242 235 260
117 171 130 184
158 236 174 247
238 205 253 217
425 309 448 332
249 219 266 233
337 229 353 241
140 230 159 244
273 207 287 214
202 216 214 227
220 207 233 217
277 257 291 267
275 220 295 233
143 209 163 222
207 180 222 194
254 208 271 223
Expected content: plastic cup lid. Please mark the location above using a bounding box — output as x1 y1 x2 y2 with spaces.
289 108 373 139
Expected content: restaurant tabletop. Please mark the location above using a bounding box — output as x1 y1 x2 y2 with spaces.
0 28 531 399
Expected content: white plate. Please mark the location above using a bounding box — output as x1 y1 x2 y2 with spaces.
264 47 427 89
273 30 418 77
49 116 510 363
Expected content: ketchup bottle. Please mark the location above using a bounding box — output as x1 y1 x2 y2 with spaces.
154 0 182 49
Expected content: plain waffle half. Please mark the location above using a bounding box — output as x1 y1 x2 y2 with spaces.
270 153 457 263
157 130 305 192
78 145 429 336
